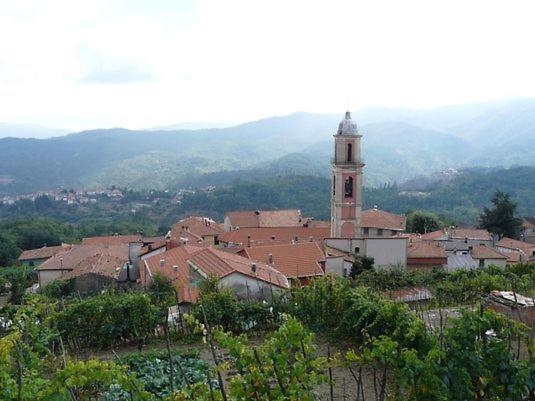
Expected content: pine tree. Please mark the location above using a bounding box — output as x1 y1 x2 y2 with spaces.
478 190 522 239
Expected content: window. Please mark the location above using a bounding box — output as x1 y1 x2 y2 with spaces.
333 175 336 195
363 228 369 236
479 259 484 268
354 247 360 255
347 143 352 162
343 268 348 277
344 176 353 198
377 229 383 236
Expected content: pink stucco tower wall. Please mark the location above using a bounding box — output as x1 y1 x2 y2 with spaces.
331 111 364 238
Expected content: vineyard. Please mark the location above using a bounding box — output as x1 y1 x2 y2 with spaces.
0 265 533 400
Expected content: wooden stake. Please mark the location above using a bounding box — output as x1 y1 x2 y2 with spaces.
200 305 228 401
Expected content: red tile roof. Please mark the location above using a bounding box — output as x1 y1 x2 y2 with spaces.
170 216 224 238
419 230 447 240
143 245 289 303
361 209 406 231
19 244 72 261
81 235 142 246
470 245 507 259
449 228 492 241
144 245 203 303
243 242 325 279
37 245 129 271
219 226 330 246
60 254 127 280
226 209 303 228
188 248 289 289
497 237 535 253
407 241 447 259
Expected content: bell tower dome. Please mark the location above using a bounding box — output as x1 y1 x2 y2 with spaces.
330 111 364 237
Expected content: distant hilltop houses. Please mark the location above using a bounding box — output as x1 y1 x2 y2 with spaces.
1 187 124 206
14 112 535 307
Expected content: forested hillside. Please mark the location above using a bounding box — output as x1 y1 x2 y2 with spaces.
1 99 535 194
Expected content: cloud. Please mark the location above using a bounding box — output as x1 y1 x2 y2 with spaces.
76 47 155 84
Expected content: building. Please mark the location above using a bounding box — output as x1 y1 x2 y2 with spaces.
142 245 289 303
361 207 406 237
330 111 364 238
240 242 325 285
406 241 447 271
469 245 507 268
325 112 408 271
521 218 535 244
420 228 493 247
18 244 72 268
224 209 304 231
36 244 132 289
485 291 534 325
170 216 224 245
496 237 535 263
218 226 330 247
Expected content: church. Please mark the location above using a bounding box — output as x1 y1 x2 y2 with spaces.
324 112 407 276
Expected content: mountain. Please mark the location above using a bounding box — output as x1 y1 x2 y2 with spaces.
0 99 534 194
0 123 69 139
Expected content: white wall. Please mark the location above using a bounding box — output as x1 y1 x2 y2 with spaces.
324 237 407 269
476 258 507 268
38 269 66 288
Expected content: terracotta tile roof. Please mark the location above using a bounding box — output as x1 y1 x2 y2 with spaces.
243 242 325 279
188 248 289 289
226 209 303 228
419 230 447 240
60 254 127 280
170 216 224 239
219 226 330 246
407 241 447 259
306 220 331 228
19 243 72 261
522 219 535 229
81 235 142 245
449 228 492 241
361 208 406 231
419 228 492 241
144 245 203 303
497 237 535 253
37 245 129 271
505 251 522 264
470 245 507 259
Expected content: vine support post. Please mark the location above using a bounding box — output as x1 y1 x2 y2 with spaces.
200 304 228 401
328 345 334 401
164 312 175 394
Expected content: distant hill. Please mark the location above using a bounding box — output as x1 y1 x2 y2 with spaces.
178 166 535 224
0 98 534 194
0 123 69 139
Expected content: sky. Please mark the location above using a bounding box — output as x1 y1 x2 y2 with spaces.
1 0 535 131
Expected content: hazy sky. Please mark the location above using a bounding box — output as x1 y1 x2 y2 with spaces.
1 0 535 131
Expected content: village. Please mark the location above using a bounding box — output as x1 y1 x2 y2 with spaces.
17 113 535 312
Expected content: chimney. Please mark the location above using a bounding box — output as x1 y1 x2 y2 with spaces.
268 253 273 264
271 235 276 240
172 265 178 271
247 235 251 247
160 259 165 267
294 236 299 243
251 262 257 273
309 236 313 242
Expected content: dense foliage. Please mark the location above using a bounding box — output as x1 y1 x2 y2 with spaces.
52 292 162 349
479 190 523 239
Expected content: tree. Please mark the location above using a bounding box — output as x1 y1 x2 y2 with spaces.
479 191 522 239
349 256 374 278
406 211 443 234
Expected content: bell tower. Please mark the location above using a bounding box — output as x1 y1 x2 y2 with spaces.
331 111 364 237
